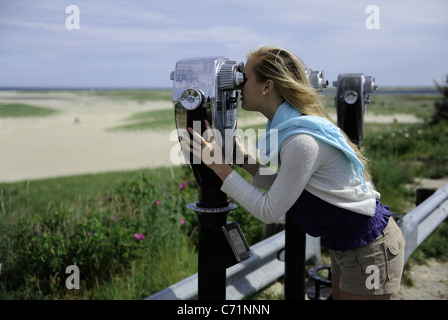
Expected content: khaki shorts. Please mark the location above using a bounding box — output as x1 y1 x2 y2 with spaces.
330 217 406 296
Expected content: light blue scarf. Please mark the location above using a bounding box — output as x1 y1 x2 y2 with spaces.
257 101 368 190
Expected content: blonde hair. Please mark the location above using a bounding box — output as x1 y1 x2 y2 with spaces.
247 46 371 180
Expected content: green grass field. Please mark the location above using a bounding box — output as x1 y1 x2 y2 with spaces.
0 103 59 118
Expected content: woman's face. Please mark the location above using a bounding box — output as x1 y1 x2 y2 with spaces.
240 61 265 112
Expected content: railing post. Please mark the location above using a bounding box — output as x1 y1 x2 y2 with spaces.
284 214 306 300
416 187 437 206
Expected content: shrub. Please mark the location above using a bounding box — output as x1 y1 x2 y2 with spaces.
0 171 199 297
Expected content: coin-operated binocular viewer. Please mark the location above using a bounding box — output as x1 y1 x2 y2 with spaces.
171 57 251 300
333 74 378 147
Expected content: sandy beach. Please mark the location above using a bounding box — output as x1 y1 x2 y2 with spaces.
0 91 178 182
0 91 422 183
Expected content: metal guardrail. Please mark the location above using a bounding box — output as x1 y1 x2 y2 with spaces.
396 183 448 264
146 183 448 300
146 232 321 300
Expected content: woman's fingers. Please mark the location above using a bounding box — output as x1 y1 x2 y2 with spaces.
186 127 213 161
186 124 224 166
188 126 210 145
181 132 202 164
202 120 214 143
187 121 217 147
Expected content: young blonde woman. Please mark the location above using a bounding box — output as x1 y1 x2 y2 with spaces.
187 46 405 300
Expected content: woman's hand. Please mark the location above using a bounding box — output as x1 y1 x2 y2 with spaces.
233 135 248 167
186 120 233 181
233 135 260 177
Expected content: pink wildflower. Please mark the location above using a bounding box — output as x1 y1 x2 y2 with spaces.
179 181 188 190
180 218 186 225
134 233 146 241
155 200 161 205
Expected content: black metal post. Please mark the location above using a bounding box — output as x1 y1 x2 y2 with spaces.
284 213 306 300
196 209 228 300
187 202 238 300
416 187 437 206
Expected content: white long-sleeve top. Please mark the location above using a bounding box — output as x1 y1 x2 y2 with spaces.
221 134 380 224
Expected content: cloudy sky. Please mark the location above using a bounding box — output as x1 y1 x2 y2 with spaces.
0 0 447 88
